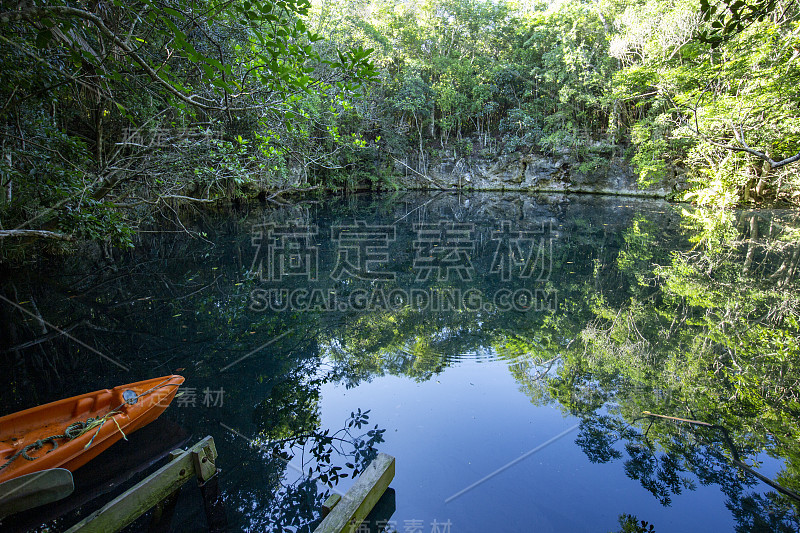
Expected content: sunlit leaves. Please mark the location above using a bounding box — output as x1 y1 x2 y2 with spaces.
612 0 800 205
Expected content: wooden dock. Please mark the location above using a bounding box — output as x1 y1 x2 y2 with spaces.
65 436 224 532
314 453 395 533
3 437 394 533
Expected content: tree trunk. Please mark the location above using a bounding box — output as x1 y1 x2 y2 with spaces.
0 229 74 240
95 100 104 168
4 151 11 203
430 102 435 139
743 214 758 273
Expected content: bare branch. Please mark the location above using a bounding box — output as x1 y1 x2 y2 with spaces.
0 229 74 240
731 123 800 169
159 194 218 203
0 6 221 110
687 103 800 170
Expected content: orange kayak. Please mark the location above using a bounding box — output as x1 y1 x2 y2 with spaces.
0 375 184 483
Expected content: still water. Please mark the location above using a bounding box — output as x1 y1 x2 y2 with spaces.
1 192 799 532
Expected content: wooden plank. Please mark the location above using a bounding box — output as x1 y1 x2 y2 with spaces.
321 493 341 517
65 436 216 533
198 472 227 532
313 453 395 533
191 437 218 482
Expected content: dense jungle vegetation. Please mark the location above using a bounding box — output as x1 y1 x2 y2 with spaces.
0 0 799 248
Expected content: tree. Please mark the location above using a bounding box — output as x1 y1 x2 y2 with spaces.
0 0 376 245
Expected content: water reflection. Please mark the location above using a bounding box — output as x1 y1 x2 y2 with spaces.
1 193 799 532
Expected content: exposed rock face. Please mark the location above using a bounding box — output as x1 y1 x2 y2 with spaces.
391 152 680 198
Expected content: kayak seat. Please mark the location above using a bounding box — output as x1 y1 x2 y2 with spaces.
92 391 113 413
69 391 114 420
70 398 94 419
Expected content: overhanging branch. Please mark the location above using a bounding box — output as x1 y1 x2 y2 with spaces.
731 123 800 169
688 105 800 170
0 6 220 111
0 229 74 240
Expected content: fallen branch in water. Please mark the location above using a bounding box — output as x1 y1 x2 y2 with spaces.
2 319 89 353
264 185 319 205
159 195 217 203
390 156 447 190
0 229 74 240
642 411 800 503
641 411 712 426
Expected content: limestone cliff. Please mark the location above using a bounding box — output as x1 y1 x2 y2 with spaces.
390 151 684 198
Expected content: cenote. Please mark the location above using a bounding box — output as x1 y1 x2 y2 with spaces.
2 192 799 533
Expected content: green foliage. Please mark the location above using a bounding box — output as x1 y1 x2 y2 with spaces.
612 1 800 204
308 0 619 170
613 514 656 533
2 0 799 254
698 0 780 45
0 0 377 248
617 217 657 285
60 200 135 248
630 120 670 188
558 210 800 527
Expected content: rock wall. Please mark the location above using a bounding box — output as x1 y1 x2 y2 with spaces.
391 152 683 198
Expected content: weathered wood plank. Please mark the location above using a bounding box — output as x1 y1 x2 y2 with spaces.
191 437 218 482
65 436 217 533
321 493 341 517
313 453 395 533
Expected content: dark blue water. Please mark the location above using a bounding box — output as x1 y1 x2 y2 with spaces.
2 192 798 532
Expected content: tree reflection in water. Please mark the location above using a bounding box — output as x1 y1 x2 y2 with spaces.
1 193 799 531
